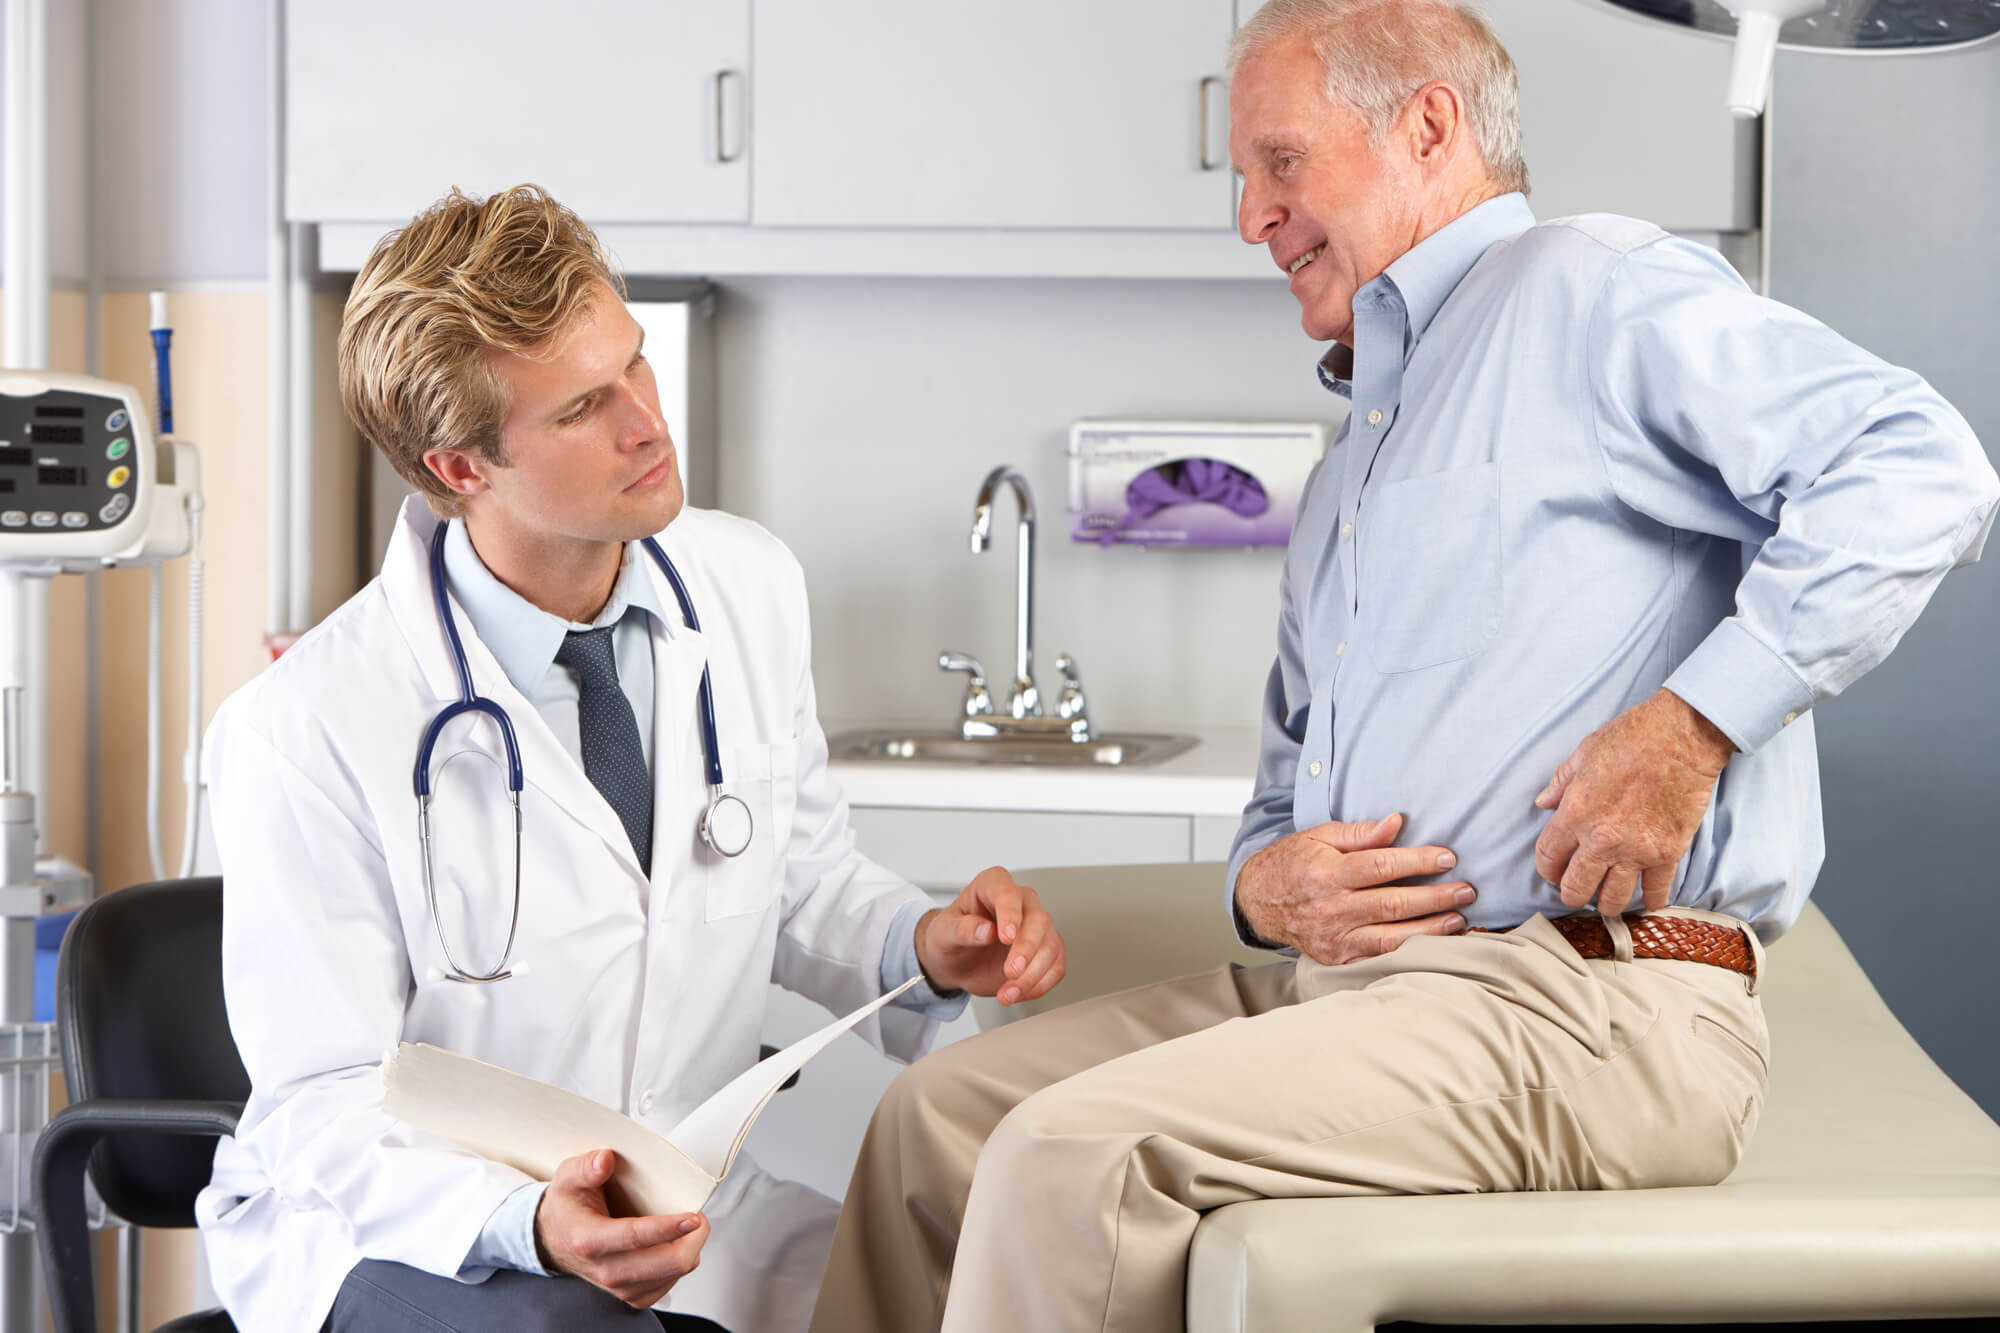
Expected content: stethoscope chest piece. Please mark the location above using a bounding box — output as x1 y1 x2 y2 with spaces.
701 791 755 858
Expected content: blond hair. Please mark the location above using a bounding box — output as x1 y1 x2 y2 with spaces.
1230 0 1529 196
339 184 624 517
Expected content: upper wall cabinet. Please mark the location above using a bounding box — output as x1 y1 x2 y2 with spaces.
749 0 1237 230
286 0 751 224
295 0 1755 277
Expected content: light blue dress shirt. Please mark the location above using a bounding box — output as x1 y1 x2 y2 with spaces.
438 521 959 1276
1228 193 1998 948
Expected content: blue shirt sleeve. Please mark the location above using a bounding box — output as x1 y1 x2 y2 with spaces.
1587 236 1999 753
880 898 970 1019
460 1180 551 1278
1226 555 1310 949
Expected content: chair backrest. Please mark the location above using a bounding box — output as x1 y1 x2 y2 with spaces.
56 877 249 1228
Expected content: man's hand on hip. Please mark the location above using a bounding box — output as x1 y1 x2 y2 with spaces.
535 1149 708 1309
1235 813 1474 965
915 866 1066 1006
1533 688 1736 915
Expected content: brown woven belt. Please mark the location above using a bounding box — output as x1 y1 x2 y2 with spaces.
1476 913 1756 982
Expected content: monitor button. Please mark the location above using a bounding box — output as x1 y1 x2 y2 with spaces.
106 465 132 489
0 512 25 529
98 494 130 523
60 511 88 529
31 512 58 528
105 408 129 432
106 437 130 461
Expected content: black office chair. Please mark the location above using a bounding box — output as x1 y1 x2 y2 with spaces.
35 876 242 1332
33 878 754 1332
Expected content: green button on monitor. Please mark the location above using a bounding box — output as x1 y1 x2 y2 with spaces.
106 437 130 460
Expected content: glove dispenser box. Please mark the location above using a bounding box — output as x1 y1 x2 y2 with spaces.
1067 420 1328 548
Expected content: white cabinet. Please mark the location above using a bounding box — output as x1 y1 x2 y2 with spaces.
846 807 1194 889
286 0 750 224
751 0 1238 230
290 2 1757 275
744 801 1224 1200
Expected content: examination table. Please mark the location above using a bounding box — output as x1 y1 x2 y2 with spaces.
984 862 2000 1332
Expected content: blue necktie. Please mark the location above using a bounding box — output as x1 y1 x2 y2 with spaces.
555 626 652 874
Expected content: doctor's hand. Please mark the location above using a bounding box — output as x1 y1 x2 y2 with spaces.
1533 688 1736 916
916 866 1066 1006
535 1149 709 1309
1235 813 1474 966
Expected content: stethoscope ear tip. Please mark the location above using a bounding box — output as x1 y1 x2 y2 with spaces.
425 965 448 984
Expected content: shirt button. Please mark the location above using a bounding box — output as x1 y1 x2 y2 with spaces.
1367 409 1383 426
1335 641 1346 656
1308 760 1323 777
637 1091 655 1115
1783 712 1798 726
1341 521 1354 538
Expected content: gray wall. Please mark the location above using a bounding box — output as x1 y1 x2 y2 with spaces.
1768 39 2000 1120
712 275 1344 735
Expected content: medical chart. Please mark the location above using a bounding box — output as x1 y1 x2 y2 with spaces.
381 976 921 1217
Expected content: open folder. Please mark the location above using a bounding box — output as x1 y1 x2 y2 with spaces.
381 976 921 1216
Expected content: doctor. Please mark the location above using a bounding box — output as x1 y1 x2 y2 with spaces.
196 184 1067 1333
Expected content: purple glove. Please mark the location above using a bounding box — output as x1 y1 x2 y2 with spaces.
1123 457 1269 523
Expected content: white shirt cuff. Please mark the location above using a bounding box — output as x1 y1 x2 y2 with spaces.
460 1180 550 1277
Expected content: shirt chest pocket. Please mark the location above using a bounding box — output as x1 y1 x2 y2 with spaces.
1357 462 1502 673
702 738 798 921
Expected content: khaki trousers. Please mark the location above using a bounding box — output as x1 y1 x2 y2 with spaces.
809 912 1769 1333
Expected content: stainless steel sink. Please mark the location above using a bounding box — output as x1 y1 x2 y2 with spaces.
827 728 1198 768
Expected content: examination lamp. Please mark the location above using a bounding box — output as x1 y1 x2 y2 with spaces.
1596 0 2000 116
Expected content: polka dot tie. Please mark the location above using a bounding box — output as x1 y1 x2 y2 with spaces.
554 626 652 874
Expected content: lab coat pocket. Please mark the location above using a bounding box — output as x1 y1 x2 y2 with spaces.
703 740 798 922
1357 462 1501 673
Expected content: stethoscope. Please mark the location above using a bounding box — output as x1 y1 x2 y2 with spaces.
414 522 754 984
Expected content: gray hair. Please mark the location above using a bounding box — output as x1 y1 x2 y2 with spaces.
1229 0 1529 196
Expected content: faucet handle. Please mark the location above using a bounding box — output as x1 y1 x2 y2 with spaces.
1056 653 1089 725
939 651 994 718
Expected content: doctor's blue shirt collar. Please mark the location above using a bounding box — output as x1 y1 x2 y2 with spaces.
1316 191 1536 398
440 518 673 700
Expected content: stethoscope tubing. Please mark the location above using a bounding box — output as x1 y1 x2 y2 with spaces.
415 522 747 984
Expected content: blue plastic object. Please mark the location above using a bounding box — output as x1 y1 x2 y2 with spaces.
35 909 77 1023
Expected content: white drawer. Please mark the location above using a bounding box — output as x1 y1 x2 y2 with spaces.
849 806 1191 890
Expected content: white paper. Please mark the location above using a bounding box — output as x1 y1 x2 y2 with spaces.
384 1042 718 1217
667 976 920 1179
381 975 922 1216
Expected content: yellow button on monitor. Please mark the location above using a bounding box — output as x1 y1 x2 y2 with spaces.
107 466 131 489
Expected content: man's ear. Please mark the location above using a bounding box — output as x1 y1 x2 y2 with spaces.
423 447 492 501
1407 81 1465 168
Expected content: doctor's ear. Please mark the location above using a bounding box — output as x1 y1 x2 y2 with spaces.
422 447 494 500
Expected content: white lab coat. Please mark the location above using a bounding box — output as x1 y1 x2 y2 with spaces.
195 497 939 1333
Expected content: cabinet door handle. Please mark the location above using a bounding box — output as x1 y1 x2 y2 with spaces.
1198 75 1223 170
715 69 744 164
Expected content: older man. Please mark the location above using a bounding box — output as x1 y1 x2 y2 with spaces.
809 2 1999 1331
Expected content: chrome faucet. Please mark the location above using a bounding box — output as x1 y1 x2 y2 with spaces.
939 466 1093 743
970 465 1041 719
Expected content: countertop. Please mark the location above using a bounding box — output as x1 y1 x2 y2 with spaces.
824 724 1260 818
